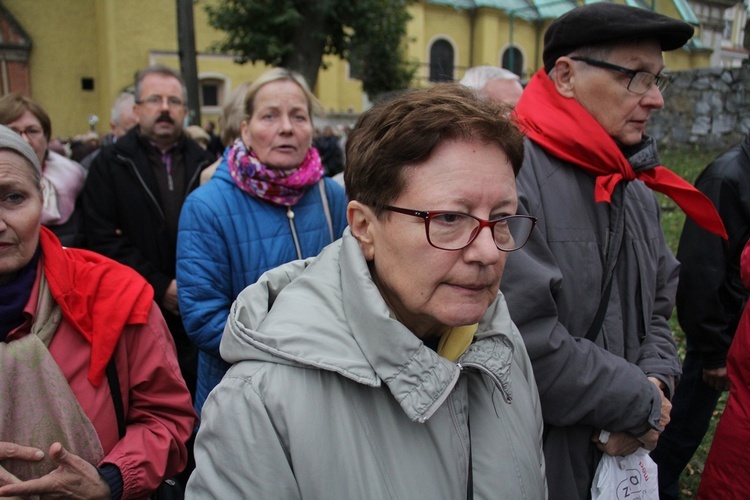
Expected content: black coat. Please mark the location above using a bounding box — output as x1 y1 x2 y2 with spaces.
82 127 213 301
677 133 750 367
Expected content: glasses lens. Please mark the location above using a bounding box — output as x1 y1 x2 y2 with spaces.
493 216 535 251
628 72 655 94
428 213 478 250
143 96 184 108
655 74 671 92
426 213 535 251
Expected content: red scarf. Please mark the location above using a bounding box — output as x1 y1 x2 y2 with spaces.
39 227 154 386
514 69 727 239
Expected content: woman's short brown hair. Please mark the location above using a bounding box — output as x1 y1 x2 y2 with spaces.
0 93 52 141
345 83 524 215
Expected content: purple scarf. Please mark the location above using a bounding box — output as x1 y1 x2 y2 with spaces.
0 250 39 341
227 139 324 206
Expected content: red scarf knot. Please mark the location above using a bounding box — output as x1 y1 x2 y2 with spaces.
514 69 727 240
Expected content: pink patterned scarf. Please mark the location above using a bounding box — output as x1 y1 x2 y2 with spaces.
227 138 324 206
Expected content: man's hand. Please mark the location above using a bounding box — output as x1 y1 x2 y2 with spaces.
593 431 643 456
648 376 672 428
161 279 180 316
634 429 660 451
0 443 111 500
703 367 730 391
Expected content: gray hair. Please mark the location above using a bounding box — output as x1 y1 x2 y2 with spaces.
459 66 520 90
111 92 136 125
134 65 188 105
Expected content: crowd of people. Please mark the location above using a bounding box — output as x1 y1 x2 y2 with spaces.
1 2 749 499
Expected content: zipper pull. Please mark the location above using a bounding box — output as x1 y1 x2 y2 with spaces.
286 206 294 220
168 173 174 192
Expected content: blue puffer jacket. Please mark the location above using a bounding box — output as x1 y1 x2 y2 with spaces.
176 157 348 415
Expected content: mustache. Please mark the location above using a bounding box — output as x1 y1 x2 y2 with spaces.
156 112 174 124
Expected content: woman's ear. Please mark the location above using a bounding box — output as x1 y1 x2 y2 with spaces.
552 58 576 98
347 200 376 261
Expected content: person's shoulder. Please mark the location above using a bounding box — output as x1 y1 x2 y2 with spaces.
93 130 140 165
181 135 216 164
322 176 346 195
518 139 569 180
704 144 749 178
46 150 85 175
184 171 263 220
64 245 145 276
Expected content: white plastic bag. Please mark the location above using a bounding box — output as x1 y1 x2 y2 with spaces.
591 432 659 500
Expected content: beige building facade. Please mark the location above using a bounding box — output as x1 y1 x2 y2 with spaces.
0 0 714 139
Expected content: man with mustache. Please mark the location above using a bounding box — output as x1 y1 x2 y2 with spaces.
82 65 213 401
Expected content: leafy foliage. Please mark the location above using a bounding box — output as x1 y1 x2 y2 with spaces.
203 0 417 97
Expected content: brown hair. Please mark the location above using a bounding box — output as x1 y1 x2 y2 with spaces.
345 83 525 214
0 93 52 141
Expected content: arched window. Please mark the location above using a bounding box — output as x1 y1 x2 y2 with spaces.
502 47 523 78
429 39 454 82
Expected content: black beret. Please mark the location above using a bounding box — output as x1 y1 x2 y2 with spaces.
543 2 695 73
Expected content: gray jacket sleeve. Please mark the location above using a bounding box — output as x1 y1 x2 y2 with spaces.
500 146 664 434
501 228 664 433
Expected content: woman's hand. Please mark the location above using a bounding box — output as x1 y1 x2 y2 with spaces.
0 443 111 500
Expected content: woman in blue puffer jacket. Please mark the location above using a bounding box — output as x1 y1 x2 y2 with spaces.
176 68 348 416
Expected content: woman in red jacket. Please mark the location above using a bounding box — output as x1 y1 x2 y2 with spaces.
0 124 196 499
698 239 750 498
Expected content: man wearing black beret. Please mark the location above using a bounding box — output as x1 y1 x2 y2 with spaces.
499 3 727 499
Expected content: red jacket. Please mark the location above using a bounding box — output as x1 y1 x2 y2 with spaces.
8 228 197 499
698 240 750 498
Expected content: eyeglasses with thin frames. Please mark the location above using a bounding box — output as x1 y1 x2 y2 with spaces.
570 57 672 94
10 126 44 140
136 95 185 109
384 206 537 252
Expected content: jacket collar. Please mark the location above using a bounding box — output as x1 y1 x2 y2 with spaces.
223 229 518 422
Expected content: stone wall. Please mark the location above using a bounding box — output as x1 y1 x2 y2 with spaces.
649 63 750 150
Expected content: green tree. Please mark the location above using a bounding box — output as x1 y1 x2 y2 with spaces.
203 0 417 97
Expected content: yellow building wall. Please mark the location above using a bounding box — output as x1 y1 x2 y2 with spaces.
472 8 541 78
3 0 101 138
1 0 713 138
421 4 472 83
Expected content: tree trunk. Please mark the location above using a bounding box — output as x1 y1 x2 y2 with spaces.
283 4 328 90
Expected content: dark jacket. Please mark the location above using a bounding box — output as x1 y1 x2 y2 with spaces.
676 132 750 368
500 137 680 499
82 126 213 302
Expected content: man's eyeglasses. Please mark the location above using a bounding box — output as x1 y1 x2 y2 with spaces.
10 126 44 140
570 57 672 94
384 206 537 252
136 95 185 109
